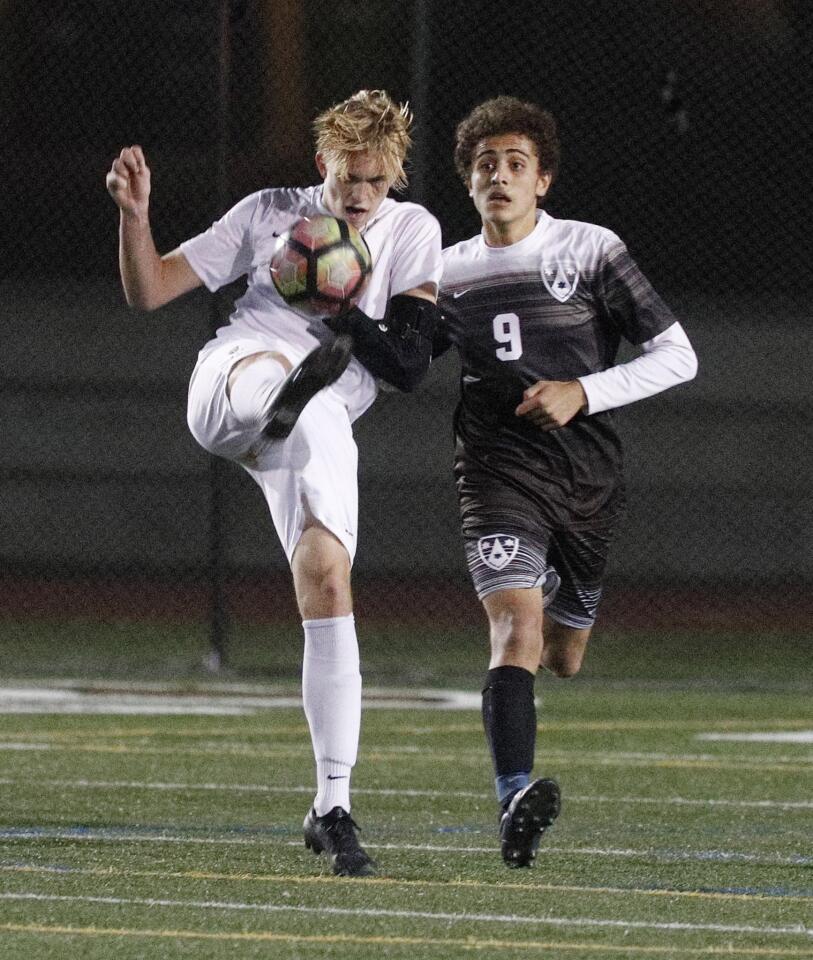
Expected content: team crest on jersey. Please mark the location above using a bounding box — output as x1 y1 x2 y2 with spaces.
478 535 519 570
541 260 580 302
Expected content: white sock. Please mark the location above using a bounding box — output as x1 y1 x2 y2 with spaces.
302 614 361 816
228 357 287 428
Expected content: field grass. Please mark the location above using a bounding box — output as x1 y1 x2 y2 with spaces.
0 620 811 958
2 616 811 689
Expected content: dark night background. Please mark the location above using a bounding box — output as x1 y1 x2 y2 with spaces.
0 0 810 646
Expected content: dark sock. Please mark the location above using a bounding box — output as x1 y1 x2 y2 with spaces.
482 665 536 803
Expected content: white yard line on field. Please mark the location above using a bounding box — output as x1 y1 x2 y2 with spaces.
1 739 810 771
698 732 813 744
1 776 811 811
0 827 809 867
0 892 809 939
0 685 480 714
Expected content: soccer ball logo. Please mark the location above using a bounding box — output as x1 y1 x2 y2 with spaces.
270 215 372 317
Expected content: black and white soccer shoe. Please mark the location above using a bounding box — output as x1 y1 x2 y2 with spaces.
303 806 376 877
499 777 561 868
263 334 352 439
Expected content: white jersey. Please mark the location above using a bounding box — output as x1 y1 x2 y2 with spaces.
181 185 442 420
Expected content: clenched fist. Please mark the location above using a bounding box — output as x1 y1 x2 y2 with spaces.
106 145 151 217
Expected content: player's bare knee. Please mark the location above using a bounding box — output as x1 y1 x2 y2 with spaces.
542 648 584 679
293 526 352 618
541 621 591 678
487 609 543 669
314 567 350 608
225 352 293 429
226 351 292 395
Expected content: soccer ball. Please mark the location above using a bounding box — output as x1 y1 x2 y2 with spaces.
269 215 372 317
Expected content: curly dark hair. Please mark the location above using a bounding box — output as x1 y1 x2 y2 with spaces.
454 96 560 185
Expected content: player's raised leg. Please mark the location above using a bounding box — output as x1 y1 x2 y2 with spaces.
226 338 353 443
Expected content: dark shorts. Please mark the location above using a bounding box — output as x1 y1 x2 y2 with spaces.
457 466 624 629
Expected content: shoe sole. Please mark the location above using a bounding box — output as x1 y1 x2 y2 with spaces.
501 778 561 868
263 335 352 440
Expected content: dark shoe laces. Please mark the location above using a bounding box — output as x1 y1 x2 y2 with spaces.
326 810 363 851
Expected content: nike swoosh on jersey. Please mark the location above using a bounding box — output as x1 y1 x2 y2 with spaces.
452 288 471 298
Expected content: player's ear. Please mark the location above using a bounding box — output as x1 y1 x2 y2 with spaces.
536 171 553 199
315 152 328 179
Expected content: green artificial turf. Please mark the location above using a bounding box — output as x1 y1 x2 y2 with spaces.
0 666 811 958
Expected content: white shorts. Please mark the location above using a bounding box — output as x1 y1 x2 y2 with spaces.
187 338 359 564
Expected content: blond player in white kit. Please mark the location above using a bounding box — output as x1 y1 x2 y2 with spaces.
106 90 443 877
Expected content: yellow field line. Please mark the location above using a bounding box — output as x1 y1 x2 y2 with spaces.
0 922 810 955
2 863 810 904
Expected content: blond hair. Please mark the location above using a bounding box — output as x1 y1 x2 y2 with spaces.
313 89 412 191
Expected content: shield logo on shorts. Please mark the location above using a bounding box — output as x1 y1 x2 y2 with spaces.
541 260 579 302
478 535 519 571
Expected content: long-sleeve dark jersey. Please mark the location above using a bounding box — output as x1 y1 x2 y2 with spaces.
436 211 678 525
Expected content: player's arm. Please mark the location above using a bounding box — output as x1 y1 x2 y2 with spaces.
576 320 697 414
106 145 202 310
516 322 698 431
325 282 441 392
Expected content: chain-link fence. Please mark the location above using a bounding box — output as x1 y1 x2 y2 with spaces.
1 0 810 670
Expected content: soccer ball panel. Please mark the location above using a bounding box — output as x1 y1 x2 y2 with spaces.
289 215 344 251
316 246 366 300
269 243 309 303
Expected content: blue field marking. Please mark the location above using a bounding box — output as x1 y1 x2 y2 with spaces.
0 823 296 841
3 825 811 870
695 884 813 898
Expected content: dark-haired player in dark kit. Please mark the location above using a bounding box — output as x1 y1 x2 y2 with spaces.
435 97 697 868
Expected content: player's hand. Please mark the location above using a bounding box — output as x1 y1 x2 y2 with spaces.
515 380 587 431
106 145 151 217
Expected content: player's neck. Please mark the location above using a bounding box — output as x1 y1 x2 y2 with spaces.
481 213 537 248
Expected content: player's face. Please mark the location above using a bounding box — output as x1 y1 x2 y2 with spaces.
468 133 552 242
317 150 394 231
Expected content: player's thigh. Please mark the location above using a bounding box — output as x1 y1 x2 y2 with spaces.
545 517 618 631
457 470 553 602
246 388 359 566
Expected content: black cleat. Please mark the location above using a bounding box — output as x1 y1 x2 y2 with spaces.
499 777 561 868
303 806 376 877
263 335 352 439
